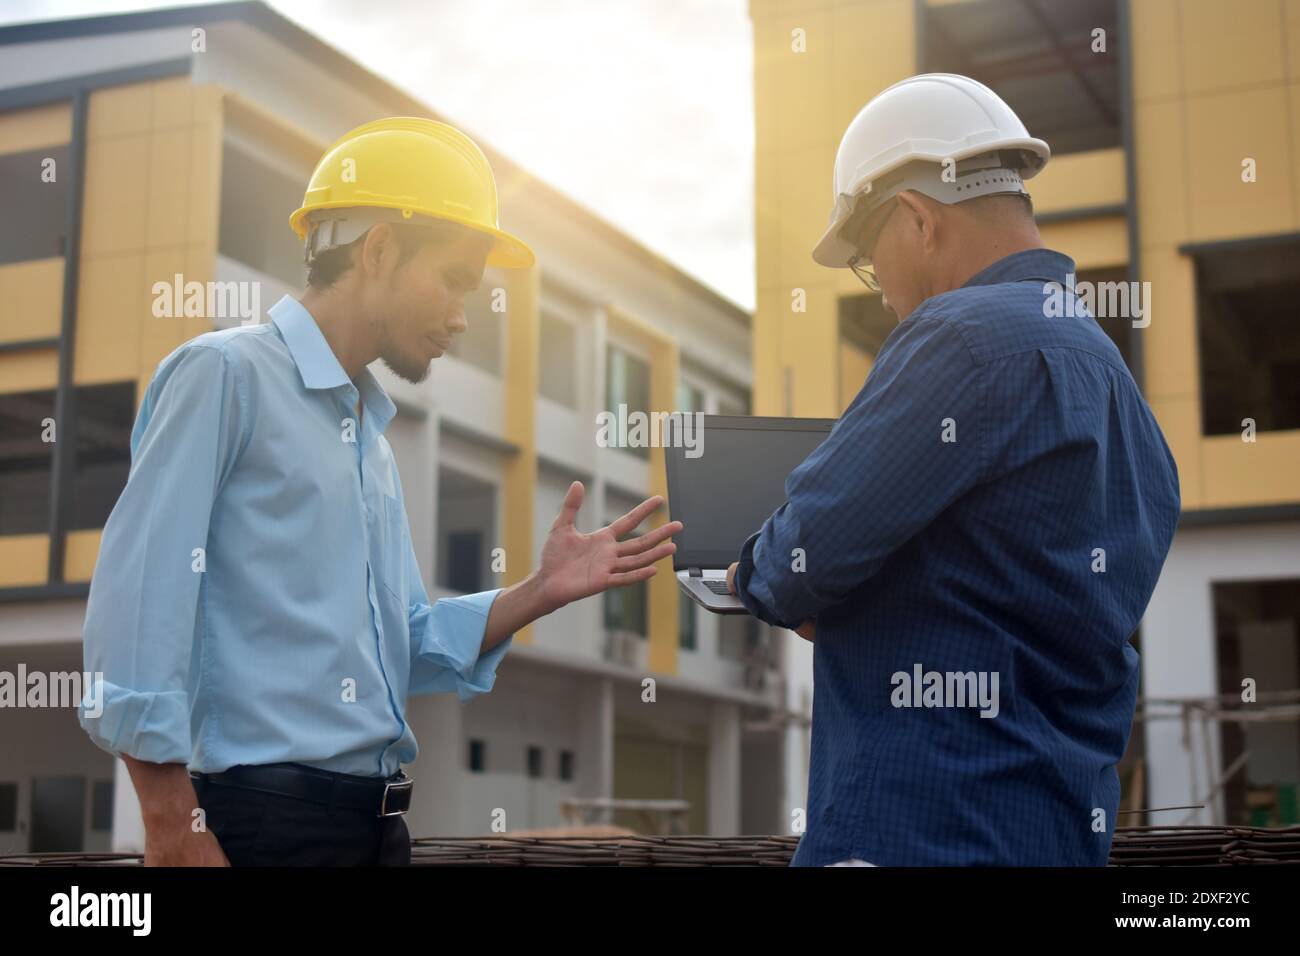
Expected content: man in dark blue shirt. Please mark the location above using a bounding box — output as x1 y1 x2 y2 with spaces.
727 75 1181 865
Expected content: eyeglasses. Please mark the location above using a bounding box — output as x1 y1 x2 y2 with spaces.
846 198 898 294
849 258 881 293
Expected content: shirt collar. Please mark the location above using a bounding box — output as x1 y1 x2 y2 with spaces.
959 248 1077 290
268 294 396 435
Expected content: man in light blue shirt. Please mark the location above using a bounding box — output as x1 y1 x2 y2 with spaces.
78 117 680 866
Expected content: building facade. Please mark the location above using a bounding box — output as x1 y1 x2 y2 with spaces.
0 2 805 854
751 0 1300 826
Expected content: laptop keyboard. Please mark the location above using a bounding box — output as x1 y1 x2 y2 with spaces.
701 579 733 595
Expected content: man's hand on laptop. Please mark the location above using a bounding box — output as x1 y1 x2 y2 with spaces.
727 561 815 642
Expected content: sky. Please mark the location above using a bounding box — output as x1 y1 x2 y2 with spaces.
1 0 756 309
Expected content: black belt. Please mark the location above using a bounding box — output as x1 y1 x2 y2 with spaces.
191 762 413 817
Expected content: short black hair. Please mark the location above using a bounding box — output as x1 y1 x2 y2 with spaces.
305 220 467 290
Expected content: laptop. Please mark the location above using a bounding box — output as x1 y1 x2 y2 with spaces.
663 415 836 614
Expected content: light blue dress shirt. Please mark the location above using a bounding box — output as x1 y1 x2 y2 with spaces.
78 294 512 777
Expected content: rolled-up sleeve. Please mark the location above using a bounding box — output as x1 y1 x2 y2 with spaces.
79 343 247 764
403 526 512 700
735 311 986 628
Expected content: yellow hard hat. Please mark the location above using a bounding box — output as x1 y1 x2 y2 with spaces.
289 116 535 269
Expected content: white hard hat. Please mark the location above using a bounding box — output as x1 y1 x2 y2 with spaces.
813 73 1051 268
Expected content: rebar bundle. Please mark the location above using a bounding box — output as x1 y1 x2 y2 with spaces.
3 825 1298 866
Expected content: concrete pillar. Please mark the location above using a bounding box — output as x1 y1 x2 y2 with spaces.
404 692 465 838
708 701 741 836
110 757 144 853
576 677 613 802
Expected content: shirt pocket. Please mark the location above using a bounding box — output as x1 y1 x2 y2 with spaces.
378 493 410 606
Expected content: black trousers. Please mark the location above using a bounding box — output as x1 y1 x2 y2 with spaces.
194 775 411 866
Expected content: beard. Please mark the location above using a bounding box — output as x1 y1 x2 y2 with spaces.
378 327 433 385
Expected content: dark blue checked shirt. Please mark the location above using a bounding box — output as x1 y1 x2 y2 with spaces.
735 249 1180 866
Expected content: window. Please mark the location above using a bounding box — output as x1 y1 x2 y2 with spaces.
558 750 575 782
605 345 651 459
1211 579 1300 826
839 294 895 359
0 782 15 830
526 745 543 779
604 579 648 637
1194 238 1300 436
218 142 306 287
90 780 113 832
679 594 697 651
70 383 135 530
539 312 577 407
437 468 496 593
30 776 84 853
0 144 71 266
676 379 704 414
0 389 56 535
1074 267 1135 374
446 531 483 593
719 614 760 662
0 382 133 536
468 739 486 773
716 393 750 416
921 0 1120 157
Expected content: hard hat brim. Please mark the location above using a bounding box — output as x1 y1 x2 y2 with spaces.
291 202 535 269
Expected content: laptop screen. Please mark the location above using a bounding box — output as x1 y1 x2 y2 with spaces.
664 415 835 570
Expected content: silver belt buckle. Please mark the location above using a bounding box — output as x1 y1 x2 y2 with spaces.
379 771 413 817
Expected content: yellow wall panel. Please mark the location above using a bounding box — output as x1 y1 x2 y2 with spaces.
603 303 681 672
0 349 58 393
1181 0 1286 95
73 252 146 385
1135 99 1189 245
1288 0 1300 81
86 82 153 141
1201 431 1300 508
63 529 103 583
830 0 915 138
1137 246 1198 402
0 102 71 154
772 9 834 149
0 535 50 587
786 289 838 417
1184 86 1294 240
777 143 837 287
77 331 141 386
1131 0 1183 101
146 126 194 249
1290 82 1300 198
80 133 150 256
1037 216 1127 272
1030 148 1125 214
1148 396 1204 509
755 154 781 293
753 15 780 158
752 285 785 417
0 258 63 342
502 265 539 644
188 118 223 245
151 76 194 128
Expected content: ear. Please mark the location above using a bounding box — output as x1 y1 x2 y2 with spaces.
895 190 941 254
359 222 398 278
